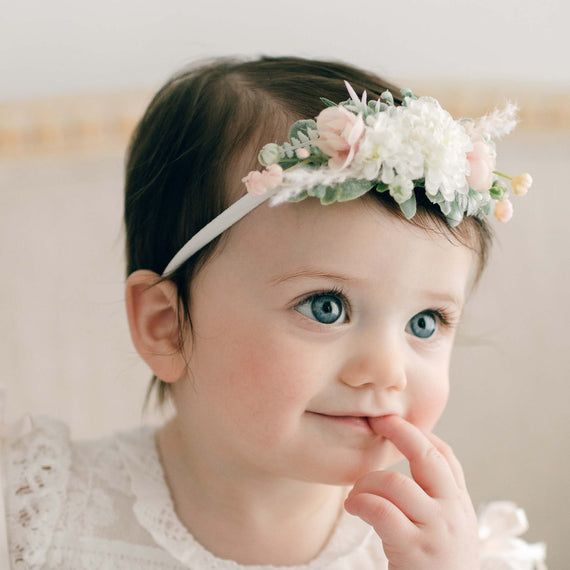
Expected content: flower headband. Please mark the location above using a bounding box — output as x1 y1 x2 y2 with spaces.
162 83 531 275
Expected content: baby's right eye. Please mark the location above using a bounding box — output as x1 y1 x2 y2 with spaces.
295 292 348 325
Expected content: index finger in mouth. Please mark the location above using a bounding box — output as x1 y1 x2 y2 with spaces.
368 415 458 499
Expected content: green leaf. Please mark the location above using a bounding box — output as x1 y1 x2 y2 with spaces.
288 190 309 203
289 120 318 144
456 193 468 213
321 186 340 205
400 88 417 100
380 90 394 106
467 188 483 216
375 182 389 193
306 185 328 199
334 179 375 202
489 186 506 200
399 194 417 219
445 201 464 225
439 201 452 216
480 201 492 216
320 97 338 108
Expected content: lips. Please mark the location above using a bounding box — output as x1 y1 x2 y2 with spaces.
309 412 398 434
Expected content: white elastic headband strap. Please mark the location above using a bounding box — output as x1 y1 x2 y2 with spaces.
162 188 278 276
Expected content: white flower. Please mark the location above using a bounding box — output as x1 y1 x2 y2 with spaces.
353 97 472 202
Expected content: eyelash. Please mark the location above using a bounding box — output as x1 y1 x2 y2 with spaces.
295 287 351 319
293 290 459 331
427 306 458 329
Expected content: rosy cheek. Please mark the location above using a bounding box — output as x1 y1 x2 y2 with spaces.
406 379 449 433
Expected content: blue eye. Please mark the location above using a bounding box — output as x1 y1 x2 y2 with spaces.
296 293 347 324
407 311 437 339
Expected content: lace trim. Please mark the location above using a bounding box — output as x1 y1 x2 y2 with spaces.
114 426 375 569
45 532 188 570
6 416 71 569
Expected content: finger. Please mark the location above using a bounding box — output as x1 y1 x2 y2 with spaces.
425 431 467 490
369 415 457 498
344 492 417 546
349 469 433 524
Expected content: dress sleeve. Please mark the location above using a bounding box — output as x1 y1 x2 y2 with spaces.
478 501 547 570
3 415 72 570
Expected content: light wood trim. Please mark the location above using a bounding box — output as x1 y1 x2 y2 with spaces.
1 82 568 158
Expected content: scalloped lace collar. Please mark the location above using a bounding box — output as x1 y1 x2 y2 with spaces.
114 425 374 569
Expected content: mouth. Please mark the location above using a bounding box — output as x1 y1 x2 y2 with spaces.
308 412 394 434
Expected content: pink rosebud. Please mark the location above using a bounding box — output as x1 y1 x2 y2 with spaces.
296 148 310 159
242 164 283 196
467 137 496 193
511 173 532 196
494 199 513 223
264 164 284 188
315 106 365 170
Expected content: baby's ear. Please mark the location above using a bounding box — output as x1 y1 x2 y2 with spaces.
125 270 187 383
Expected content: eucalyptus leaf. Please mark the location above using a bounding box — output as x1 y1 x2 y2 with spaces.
321 186 340 205
456 193 468 213
440 201 452 216
399 194 417 219
380 90 394 106
446 201 464 225
480 201 492 216
288 190 309 203
306 185 328 199
400 88 417 100
334 179 375 202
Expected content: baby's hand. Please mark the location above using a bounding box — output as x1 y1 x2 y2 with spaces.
344 415 479 570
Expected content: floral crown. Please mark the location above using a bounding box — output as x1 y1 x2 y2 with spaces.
162 83 531 275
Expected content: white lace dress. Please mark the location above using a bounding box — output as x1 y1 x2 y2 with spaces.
0 415 547 570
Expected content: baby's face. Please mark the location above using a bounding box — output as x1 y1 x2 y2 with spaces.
172 197 474 485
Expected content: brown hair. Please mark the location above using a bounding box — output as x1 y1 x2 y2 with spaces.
124 56 492 407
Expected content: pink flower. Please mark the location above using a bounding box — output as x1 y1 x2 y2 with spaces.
494 199 513 222
511 173 532 196
315 106 365 170
242 164 283 196
466 137 496 193
296 148 310 159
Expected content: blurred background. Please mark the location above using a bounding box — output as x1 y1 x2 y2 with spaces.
1 0 568 567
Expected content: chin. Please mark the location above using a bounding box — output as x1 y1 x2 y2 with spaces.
303 448 403 486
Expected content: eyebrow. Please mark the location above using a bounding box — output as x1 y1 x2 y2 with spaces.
269 268 465 309
269 267 354 286
421 291 465 310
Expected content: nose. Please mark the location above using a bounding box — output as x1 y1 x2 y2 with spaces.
339 327 407 392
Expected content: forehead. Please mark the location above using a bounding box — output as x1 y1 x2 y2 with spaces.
217 196 475 298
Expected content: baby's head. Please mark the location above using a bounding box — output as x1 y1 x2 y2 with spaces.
124 56 515 411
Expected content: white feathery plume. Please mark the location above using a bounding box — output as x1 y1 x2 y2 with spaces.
470 102 519 139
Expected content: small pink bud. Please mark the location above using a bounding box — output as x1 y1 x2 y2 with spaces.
242 164 283 196
494 199 513 223
296 148 310 159
511 173 532 196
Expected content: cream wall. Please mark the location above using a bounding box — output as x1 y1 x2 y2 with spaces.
1 0 569 566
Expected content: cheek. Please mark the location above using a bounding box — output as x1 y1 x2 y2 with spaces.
406 358 450 432
191 314 319 422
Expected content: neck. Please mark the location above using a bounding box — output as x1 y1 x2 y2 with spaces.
156 418 347 566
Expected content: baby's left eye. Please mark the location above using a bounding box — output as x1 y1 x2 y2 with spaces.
406 311 437 339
